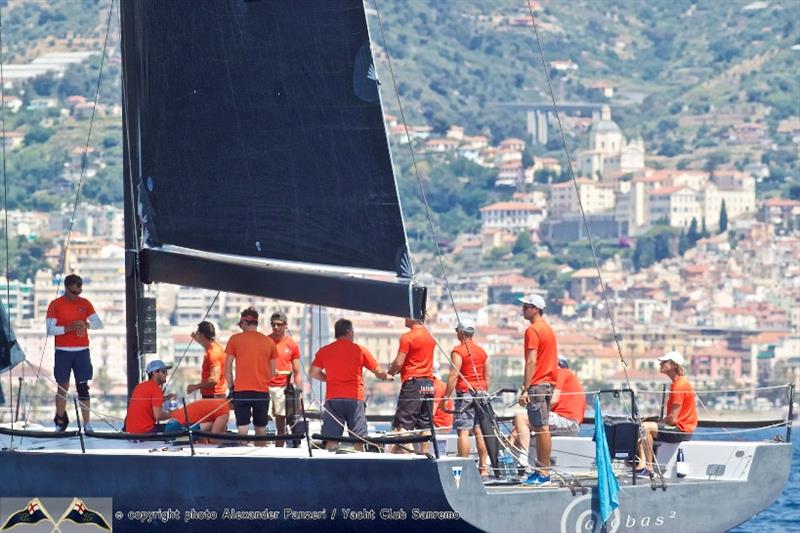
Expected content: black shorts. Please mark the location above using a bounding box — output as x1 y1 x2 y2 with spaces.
233 391 270 428
656 422 693 444
393 378 433 431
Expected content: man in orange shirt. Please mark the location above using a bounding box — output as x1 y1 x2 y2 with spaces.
125 360 175 434
388 317 436 454
224 307 278 445
310 319 392 451
517 355 585 458
441 319 490 475
516 293 558 486
169 398 230 439
186 321 227 399
432 376 453 432
267 311 302 447
46 274 104 432
637 351 697 475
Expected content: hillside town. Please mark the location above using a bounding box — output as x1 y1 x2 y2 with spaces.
2 101 797 417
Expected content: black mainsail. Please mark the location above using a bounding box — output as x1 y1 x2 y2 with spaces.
120 0 425 328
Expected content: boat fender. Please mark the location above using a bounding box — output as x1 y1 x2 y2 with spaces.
76 381 90 401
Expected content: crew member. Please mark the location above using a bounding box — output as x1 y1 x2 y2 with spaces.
515 355 585 457
224 307 278 446
388 317 436 454
516 293 558 486
310 319 392 451
441 319 490 476
637 351 697 475
170 398 230 440
46 274 103 432
267 311 302 447
125 360 175 434
186 321 227 399
432 375 453 433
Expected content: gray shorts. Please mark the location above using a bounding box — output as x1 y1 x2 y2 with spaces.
527 383 553 428
453 392 486 431
321 399 368 439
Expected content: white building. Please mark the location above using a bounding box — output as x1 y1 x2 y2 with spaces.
480 202 546 232
549 179 615 218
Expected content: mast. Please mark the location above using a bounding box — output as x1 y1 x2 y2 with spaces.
120 0 142 398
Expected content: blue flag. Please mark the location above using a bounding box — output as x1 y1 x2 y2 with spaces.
594 395 620 524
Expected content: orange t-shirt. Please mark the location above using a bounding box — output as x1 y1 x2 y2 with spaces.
668 376 697 432
268 335 301 387
398 325 435 382
171 398 229 425
452 340 488 393
46 295 97 348
552 367 585 424
311 338 378 400
524 319 558 386
126 379 164 433
225 330 277 393
200 342 227 397
433 378 453 429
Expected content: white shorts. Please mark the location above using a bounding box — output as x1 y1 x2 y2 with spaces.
269 386 286 417
548 411 579 436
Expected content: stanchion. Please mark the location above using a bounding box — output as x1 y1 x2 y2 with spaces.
73 398 86 454
182 399 195 456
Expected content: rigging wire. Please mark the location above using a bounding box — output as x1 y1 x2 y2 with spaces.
0 2 14 441
371 0 489 398
21 0 117 428
163 289 221 392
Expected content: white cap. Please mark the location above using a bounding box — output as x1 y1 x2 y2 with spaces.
657 351 685 366
518 293 546 310
145 359 172 373
456 318 476 334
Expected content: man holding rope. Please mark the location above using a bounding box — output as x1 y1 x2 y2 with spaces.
441 318 491 476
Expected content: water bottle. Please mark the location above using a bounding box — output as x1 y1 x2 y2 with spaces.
676 448 688 478
168 397 179 412
499 452 516 481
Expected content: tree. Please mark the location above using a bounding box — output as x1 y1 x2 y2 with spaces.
678 229 689 255
687 218 699 245
512 232 533 255
701 218 710 238
718 200 728 233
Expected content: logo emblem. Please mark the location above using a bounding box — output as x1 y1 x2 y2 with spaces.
367 64 381 85
1 498 54 530
57 498 111 530
451 466 463 489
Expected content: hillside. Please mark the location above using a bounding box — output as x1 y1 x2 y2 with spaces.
0 0 796 224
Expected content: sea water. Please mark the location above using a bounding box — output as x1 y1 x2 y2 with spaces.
729 427 799 532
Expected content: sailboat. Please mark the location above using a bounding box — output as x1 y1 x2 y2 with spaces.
0 1 793 532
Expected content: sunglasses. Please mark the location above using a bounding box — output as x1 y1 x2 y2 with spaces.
271 322 287 327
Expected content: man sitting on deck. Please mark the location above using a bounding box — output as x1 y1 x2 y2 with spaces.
125 360 175 434
636 351 697 476
310 319 393 451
